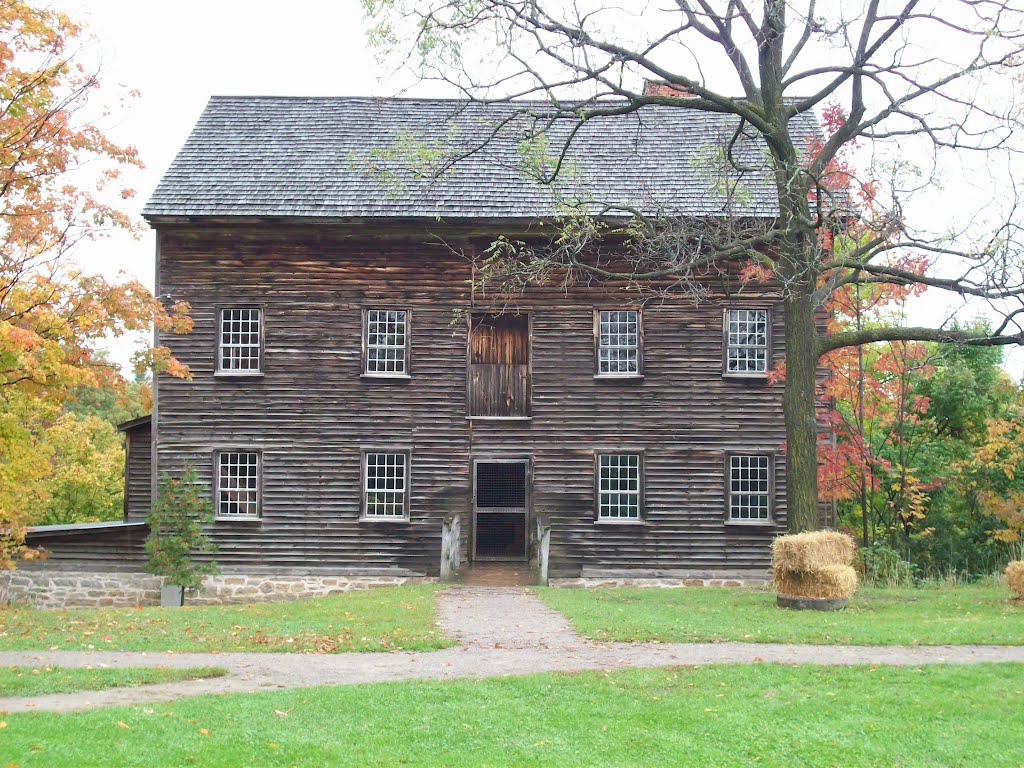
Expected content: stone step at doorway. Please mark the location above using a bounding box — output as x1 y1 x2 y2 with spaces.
458 562 538 587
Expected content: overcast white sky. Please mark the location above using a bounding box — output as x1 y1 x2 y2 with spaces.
59 0 1024 381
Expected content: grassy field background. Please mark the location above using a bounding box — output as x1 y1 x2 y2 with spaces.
537 582 1024 645
0 585 451 654
1 664 1021 766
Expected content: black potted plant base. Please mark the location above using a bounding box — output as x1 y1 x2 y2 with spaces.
776 594 849 611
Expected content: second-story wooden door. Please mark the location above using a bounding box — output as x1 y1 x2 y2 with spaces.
468 313 530 417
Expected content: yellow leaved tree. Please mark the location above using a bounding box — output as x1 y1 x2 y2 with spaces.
0 1 190 567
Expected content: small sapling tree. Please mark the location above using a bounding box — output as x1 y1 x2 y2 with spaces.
145 465 219 606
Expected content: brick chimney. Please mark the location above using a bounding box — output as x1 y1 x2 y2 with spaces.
643 80 696 98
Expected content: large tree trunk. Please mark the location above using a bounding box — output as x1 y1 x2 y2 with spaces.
770 122 822 533
783 287 821 532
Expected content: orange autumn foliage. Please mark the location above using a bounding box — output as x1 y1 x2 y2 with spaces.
0 0 191 398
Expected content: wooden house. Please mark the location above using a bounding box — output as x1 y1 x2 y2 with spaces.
8 92 833 603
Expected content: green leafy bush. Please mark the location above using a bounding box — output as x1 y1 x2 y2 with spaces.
145 465 219 591
856 541 917 587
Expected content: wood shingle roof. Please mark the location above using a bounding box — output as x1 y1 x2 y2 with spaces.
144 96 820 222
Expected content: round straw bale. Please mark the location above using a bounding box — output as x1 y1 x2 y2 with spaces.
771 531 855 573
773 564 858 600
1006 561 1024 599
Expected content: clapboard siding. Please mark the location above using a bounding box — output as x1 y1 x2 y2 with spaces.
23 525 149 572
153 224 831 578
123 421 152 520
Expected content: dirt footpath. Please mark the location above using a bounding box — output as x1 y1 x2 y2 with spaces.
2 586 1022 713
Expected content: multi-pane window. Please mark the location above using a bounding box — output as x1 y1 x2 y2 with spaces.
216 451 260 518
363 452 408 518
728 454 771 521
597 453 641 520
218 308 262 373
365 309 408 375
725 309 768 375
597 310 640 375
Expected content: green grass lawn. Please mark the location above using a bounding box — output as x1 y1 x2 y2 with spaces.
1 664 1021 766
537 582 1024 645
0 585 452 654
0 666 227 698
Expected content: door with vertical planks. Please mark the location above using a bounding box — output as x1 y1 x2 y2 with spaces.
468 313 530 417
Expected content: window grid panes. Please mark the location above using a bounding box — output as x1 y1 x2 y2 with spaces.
729 455 771 521
598 454 641 520
219 308 261 372
726 309 768 374
217 451 260 518
364 452 408 518
598 310 639 375
365 309 408 374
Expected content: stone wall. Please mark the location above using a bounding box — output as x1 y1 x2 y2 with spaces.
0 570 433 610
549 577 769 588
188 573 430 605
0 567 770 609
549 567 770 588
0 571 164 609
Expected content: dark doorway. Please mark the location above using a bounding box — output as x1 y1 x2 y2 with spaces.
473 460 528 561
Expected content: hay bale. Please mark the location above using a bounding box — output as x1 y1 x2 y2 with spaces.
1006 561 1024 599
771 531 855 574
773 564 858 600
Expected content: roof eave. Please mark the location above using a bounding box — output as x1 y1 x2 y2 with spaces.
143 212 778 229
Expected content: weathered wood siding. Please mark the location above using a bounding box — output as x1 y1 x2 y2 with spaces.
23 524 148 572
152 224 832 578
123 421 153 521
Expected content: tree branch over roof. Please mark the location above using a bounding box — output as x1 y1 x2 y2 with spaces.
363 0 1024 532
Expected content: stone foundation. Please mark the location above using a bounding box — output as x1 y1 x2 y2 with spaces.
187 573 430 605
549 567 769 588
549 577 768 588
0 569 433 610
0 567 769 608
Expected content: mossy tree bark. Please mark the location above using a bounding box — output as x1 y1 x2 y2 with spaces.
782 288 821 532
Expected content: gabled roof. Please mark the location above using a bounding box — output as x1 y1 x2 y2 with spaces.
144 96 821 222
116 414 151 433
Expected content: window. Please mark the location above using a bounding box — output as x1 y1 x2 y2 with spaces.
728 454 771 522
363 451 409 519
218 308 262 373
216 451 260 518
596 310 641 375
597 453 641 520
364 309 409 375
725 309 768 375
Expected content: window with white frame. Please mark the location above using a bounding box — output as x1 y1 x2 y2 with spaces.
216 451 260 518
363 452 408 518
597 310 640 375
365 309 408 375
218 308 262 373
728 454 771 521
725 309 768 375
597 453 641 520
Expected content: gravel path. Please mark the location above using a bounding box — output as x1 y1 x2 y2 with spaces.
2 586 1023 713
